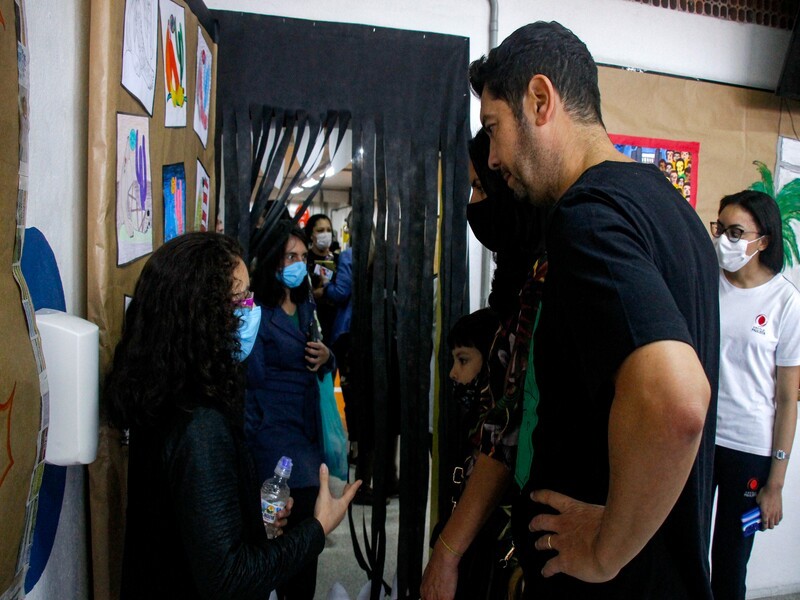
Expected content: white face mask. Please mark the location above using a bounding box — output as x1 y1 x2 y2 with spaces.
714 234 762 272
314 232 332 252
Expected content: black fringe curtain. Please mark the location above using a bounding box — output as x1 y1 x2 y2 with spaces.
213 12 470 598
222 105 351 262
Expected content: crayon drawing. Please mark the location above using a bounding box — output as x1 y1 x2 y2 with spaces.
163 163 186 241
159 0 186 127
121 0 158 114
116 113 153 265
193 27 212 147
195 159 210 232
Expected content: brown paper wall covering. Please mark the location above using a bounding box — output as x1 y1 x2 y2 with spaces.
85 1 217 598
599 65 800 225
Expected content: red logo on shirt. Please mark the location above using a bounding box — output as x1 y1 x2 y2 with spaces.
755 314 767 327
747 478 759 491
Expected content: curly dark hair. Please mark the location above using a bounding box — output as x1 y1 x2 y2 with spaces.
106 232 245 429
469 21 603 127
252 219 310 307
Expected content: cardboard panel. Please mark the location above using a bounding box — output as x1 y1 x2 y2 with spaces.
0 0 45 596
85 1 217 598
599 65 799 226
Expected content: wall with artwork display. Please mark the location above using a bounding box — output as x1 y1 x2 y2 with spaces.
85 1 217 598
6 0 800 597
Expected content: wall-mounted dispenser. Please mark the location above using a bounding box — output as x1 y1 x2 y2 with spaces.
35 309 99 465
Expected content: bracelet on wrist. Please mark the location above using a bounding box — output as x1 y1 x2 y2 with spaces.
438 534 463 558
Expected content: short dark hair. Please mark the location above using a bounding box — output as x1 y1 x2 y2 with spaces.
469 21 603 126
447 308 500 360
107 232 244 428
719 190 784 274
252 219 310 306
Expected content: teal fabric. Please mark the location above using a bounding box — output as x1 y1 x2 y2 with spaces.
318 371 348 480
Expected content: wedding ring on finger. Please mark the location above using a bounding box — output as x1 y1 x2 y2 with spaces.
547 534 553 550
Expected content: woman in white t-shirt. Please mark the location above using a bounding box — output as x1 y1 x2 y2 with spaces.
710 189 800 600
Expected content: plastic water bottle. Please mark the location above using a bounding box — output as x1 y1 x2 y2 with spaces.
261 456 292 539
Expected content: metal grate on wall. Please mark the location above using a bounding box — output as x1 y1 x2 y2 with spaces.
627 0 798 30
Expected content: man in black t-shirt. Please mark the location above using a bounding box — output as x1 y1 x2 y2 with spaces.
467 22 719 599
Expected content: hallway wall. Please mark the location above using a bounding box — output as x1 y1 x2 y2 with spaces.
21 1 799 597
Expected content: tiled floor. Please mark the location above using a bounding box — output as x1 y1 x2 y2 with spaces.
317 470 799 599
316 472 401 599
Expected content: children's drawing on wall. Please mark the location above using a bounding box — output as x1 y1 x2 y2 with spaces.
160 0 186 127
749 138 800 285
121 0 158 115
163 162 186 242
116 113 153 266
0 383 16 488
775 136 800 199
195 159 210 232
193 28 212 147
609 134 699 208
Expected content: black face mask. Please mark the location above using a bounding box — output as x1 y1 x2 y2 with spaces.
452 374 481 411
466 199 501 251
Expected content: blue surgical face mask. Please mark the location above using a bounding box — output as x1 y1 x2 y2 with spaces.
277 261 307 288
234 305 261 361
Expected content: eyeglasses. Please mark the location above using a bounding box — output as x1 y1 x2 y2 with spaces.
233 290 254 309
709 221 762 243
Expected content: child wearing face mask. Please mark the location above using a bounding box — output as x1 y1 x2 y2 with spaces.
710 190 800 600
426 308 529 600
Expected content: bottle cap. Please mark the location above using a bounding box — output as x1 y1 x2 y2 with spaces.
275 456 293 478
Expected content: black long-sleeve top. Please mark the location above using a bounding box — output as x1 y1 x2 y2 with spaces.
121 405 325 599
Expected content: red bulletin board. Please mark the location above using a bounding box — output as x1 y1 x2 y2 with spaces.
610 134 700 208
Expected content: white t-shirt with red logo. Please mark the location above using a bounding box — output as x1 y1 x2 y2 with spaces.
716 272 800 456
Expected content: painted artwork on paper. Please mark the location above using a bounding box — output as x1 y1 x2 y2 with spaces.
609 134 699 208
195 159 210 231
116 113 153 265
121 0 158 114
193 27 212 147
163 163 186 242
159 0 186 127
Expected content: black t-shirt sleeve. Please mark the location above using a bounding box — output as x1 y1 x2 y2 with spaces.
549 192 693 389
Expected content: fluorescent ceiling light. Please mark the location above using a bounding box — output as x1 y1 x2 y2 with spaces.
291 186 303 194
325 166 335 177
301 177 319 188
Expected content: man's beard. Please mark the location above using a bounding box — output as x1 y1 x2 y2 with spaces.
514 114 557 207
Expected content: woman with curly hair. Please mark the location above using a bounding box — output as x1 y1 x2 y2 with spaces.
107 232 359 599
246 220 336 599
